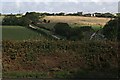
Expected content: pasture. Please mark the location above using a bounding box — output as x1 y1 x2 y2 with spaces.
2 26 45 40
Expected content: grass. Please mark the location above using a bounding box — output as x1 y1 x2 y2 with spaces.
92 26 102 31
3 69 118 79
3 70 118 79
2 26 46 40
3 72 47 78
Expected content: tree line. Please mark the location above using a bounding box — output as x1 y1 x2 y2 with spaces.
1 12 119 18
2 12 41 26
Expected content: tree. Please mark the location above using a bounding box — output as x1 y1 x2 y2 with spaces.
55 12 65 16
54 23 84 40
83 14 92 17
69 27 84 40
54 23 71 39
2 15 19 25
77 12 83 16
102 13 114 18
18 17 31 26
102 17 120 41
79 26 95 40
116 13 120 17
93 12 115 18
94 13 102 17
23 12 40 24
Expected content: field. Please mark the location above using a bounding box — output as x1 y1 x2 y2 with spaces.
2 26 46 40
43 16 110 27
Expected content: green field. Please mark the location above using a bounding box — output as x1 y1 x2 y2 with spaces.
2 26 45 40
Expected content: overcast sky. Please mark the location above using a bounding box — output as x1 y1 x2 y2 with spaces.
1 0 119 14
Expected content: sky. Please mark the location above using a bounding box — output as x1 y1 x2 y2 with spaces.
0 0 120 14
1 0 119 2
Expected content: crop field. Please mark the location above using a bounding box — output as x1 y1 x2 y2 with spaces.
2 26 46 40
43 16 110 27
